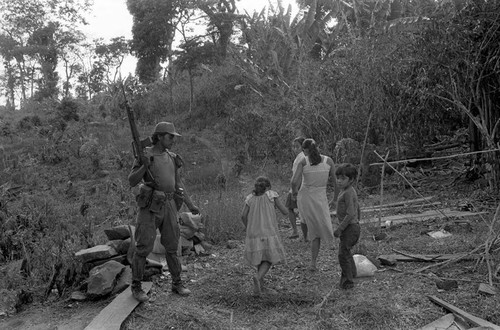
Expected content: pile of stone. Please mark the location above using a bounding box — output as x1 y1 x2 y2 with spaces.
72 212 209 300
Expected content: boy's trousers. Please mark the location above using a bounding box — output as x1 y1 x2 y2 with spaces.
338 223 360 288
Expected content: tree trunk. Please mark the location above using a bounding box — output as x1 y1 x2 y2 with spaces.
188 68 194 113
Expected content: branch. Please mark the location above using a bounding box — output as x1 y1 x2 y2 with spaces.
373 151 448 219
369 148 500 166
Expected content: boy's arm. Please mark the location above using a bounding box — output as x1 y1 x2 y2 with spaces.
241 204 250 229
337 190 358 232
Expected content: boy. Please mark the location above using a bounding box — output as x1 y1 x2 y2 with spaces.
334 163 361 289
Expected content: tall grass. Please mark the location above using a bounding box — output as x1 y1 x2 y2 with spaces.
192 188 245 245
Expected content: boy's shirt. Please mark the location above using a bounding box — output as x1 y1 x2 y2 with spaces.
336 186 360 231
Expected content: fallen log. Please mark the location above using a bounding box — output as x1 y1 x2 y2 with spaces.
378 252 480 263
414 244 485 273
363 196 436 210
362 202 442 213
428 295 500 330
361 208 488 227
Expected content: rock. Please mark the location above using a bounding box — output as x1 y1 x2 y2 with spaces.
107 239 122 250
86 260 126 298
117 238 131 255
180 236 194 249
70 291 87 301
373 232 387 241
378 255 397 266
427 230 452 239
200 241 213 251
104 225 135 241
226 240 240 249
194 244 206 255
478 283 496 296
111 266 132 295
83 255 128 274
435 279 458 291
75 245 118 263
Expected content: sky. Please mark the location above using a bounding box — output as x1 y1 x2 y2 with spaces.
82 0 298 75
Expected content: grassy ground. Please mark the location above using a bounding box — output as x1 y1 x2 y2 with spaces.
119 209 499 330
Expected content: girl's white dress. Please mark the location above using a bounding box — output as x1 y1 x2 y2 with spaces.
244 190 286 266
297 156 334 242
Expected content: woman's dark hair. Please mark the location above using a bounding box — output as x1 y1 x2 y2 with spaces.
302 139 322 165
335 163 358 180
253 176 271 196
293 136 305 146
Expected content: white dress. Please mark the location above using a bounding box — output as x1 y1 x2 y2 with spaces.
297 156 334 242
244 190 287 266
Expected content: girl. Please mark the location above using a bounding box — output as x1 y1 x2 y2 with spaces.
241 176 288 296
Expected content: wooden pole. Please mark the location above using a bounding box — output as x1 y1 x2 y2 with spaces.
374 150 447 219
369 148 500 166
378 151 390 230
357 110 373 186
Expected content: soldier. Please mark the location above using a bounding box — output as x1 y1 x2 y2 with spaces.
128 122 199 302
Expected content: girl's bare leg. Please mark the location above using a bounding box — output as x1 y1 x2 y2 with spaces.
310 238 320 270
253 261 271 295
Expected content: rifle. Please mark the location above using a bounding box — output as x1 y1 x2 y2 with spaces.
121 83 156 186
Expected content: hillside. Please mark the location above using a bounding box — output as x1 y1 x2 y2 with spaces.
0 122 499 330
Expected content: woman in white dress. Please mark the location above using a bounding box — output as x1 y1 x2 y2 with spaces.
291 139 337 271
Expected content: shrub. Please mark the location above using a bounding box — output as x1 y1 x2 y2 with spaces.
192 187 245 245
17 116 42 131
56 98 80 122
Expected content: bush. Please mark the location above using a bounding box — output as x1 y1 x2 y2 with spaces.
57 98 80 122
193 187 245 245
17 116 42 131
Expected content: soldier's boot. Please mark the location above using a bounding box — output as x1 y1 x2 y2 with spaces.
131 281 149 303
171 281 191 296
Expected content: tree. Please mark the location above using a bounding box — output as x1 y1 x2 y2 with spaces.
94 37 130 85
0 0 91 103
198 0 241 60
28 22 60 99
127 0 185 83
173 39 219 111
411 0 500 190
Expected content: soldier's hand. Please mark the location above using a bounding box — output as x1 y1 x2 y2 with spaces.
190 205 200 215
140 155 150 167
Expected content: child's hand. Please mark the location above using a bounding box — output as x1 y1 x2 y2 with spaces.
334 229 341 238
